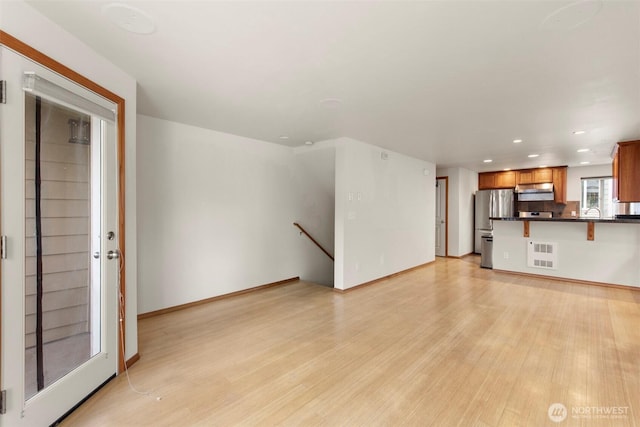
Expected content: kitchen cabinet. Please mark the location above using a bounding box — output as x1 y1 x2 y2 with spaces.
495 171 516 188
612 140 640 202
480 166 567 202
517 170 534 184
517 168 553 184
552 166 567 204
478 172 496 190
612 146 619 200
478 171 515 190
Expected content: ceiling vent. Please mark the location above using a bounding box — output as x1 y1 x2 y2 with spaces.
102 3 157 35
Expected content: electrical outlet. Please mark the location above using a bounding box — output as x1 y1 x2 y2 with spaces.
571 211 576 217
503 252 509 259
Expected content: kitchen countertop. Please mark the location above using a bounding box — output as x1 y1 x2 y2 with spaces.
491 216 640 224
491 216 640 288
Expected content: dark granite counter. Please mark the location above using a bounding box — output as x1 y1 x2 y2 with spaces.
491 216 640 224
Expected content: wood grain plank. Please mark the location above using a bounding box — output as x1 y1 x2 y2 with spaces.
59 257 640 427
25 305 89 333
25 287 88 314
25 180 89 200
25 199 89 219
25 161 90 183
26 235 89 255
25 323 89 349
26 217 89 237
25 252 89 276
26 270 89 294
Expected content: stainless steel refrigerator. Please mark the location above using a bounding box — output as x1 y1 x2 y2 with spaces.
474 189 515 253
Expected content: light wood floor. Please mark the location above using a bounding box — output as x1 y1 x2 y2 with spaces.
62 257 640 426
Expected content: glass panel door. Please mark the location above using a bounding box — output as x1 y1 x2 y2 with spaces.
1 46 119 427
23 93 103 400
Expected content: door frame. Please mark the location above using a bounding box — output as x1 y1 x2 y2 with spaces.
436 176 448 257
0 30 128 374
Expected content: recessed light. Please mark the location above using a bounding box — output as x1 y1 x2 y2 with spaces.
483 159 493 163
319 98 343 108
540 0 603 31
580 161 591 165
304 141 313 146
573 130 586 135
102 3 156 34
577 148 590 152
503 168 511 171
279 136 289 140
539 165 547 168
528 154 539 158
513 139 523 143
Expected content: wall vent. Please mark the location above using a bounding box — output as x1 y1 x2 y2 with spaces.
527 241 558 270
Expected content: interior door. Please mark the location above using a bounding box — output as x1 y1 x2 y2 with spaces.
435 178 447 257
1 47 119 426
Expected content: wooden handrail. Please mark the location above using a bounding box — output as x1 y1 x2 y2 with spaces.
293 223 334 261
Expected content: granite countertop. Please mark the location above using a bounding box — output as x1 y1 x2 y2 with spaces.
491 216 640 224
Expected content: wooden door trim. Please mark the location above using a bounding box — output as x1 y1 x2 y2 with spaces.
0 30 128 374
436 176 449 257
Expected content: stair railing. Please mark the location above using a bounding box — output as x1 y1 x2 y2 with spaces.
293 222 334 261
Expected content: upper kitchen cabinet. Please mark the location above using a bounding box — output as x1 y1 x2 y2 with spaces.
612 140 640 202
552 166 567 204
480 166 567 202
478 171 516 190
478 172 495 189
516 166 566 202
516 168 553 184
495 171 516 188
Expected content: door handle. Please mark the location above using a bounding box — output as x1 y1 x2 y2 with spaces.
107 250 120 260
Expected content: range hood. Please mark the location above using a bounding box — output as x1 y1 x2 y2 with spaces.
516 183 554 201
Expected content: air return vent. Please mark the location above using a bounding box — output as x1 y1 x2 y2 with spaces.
527 241 558 270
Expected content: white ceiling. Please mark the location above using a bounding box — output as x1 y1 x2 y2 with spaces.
26 0 640 172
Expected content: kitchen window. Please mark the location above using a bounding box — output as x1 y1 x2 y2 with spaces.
581 176 613 218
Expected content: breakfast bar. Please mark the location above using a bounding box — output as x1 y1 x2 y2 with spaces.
490 217 640 288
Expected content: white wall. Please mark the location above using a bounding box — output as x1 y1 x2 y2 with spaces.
436 167 478 257
566 163 612 201
493 220 640 287
292 143 336 286
457 168 478 256
1 1 138 359
138 127 435 299
335 138 435 290
137 115 309 314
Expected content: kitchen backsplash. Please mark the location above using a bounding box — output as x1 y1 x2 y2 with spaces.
517 200 580 218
